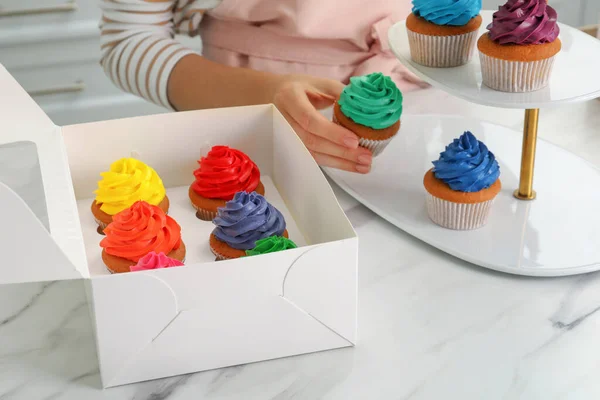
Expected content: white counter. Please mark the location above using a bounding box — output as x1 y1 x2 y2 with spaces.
1 89 599 400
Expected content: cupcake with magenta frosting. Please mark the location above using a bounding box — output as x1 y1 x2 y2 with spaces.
478 0 561 92
130 251 184 272
424 131 501 230
189 145 265 221
333 72 402 157
210 191 288 261
246 236 297 257
407 0 483 67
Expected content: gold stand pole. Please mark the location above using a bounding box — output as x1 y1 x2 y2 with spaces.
514 108 540 200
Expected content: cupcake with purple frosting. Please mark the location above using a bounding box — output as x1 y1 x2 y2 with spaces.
210 191 288 261
478 0 561 92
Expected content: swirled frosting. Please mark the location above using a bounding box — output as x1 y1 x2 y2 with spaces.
213 191 286 250
95 158 166 215
130 251 184 272
100 201 183 262
338 73 403 130
487 0 559 45
412 0 482 26
246 236 297 256
191 146 260 200
432 131 500 192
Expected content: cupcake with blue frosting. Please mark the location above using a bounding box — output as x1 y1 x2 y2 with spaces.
424 131 501 230
210 191 288 260
407 0 483 67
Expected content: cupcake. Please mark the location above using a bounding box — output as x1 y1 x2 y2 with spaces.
424 131 501 230
210 191 288 261
333 73 402 157
246 236 297 257
92 158 168 233
130 251 184 272
407 0 483 67
189 146 265 221
100 201 186 273
478 0 561 93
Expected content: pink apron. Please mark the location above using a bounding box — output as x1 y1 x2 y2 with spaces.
199 0 424 92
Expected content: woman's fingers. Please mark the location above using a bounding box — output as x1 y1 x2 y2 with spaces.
306 90 336 110
310 151 371 174
283 111 372 166
314 78 345 99
273 79 372 173
275 81 359 149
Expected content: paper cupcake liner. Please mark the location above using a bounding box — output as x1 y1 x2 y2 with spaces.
407 30 479 67
332 112 395 157
214 254 228 262
95 218 108 235
358 136 394 157
210 244 232 261
426 193 495 230
190 201 217 221
479 52 556 93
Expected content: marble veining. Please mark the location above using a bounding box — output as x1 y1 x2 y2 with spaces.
0 282 55 328
1 89 600 399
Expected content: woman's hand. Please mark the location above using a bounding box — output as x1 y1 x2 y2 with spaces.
168 57 370 173
273 75 372 174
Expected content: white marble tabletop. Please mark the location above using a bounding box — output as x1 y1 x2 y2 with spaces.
1 89 600 400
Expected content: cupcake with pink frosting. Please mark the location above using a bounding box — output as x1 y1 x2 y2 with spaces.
130 251 184 272
477 0 561 92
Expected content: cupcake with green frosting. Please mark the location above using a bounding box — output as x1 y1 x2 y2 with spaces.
245 236 297 257
333 72 403 157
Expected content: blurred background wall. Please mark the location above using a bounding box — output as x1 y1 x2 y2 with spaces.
0 0 597 126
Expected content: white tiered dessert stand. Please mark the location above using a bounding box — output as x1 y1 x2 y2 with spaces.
324 11 600 277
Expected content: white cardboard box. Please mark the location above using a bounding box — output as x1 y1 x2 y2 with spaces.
0 64 358 388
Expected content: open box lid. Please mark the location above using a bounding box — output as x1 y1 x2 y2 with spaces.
0 64 87 284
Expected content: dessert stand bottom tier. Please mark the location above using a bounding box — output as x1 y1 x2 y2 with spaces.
325 115 600 277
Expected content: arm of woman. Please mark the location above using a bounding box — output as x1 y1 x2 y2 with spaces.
100 0 372 173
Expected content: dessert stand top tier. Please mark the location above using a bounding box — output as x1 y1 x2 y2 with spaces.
388 11 600 109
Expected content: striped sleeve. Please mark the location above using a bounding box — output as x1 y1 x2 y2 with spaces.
99 0 222 110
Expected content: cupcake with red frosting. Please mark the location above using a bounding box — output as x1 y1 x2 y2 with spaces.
100 201 186 274
130 251 184 272
478 0 561 92
189 146 265 221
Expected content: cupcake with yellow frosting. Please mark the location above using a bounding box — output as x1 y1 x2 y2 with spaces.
91 158 169 233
